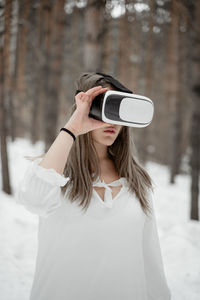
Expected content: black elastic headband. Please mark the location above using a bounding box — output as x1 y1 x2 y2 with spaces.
75 72 133 95
95 72 133 93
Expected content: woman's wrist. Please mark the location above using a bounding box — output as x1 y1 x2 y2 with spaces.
63 123 79 138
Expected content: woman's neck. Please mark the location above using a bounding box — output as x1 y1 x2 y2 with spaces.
93 142 109 161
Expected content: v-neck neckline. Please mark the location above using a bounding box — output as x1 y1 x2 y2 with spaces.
92 176 127 206
93 185 125 205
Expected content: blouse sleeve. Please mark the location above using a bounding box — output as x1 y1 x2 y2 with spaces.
143 189 171 300
16 157 70 218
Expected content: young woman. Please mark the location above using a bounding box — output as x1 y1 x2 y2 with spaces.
17 72 171 300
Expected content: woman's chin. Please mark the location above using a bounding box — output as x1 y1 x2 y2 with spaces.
99 137 116 146
92 134 117 146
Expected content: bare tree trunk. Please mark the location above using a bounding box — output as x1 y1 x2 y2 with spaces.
26 0 42 144
7 0 18 141
12 0 30 137
129 14 140 93
169 1 183 184
3 0 12 140
189 0 200 221
164 0 181 183
178 11 191 168
16 0 30 99
42 0 66 152
118 13 132 87
0 1 12 194
37 0 53 143
105 18 119 76
83 0 106 72
138 0 155 166
61 5 85 122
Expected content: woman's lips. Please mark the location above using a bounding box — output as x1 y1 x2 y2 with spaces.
103 128 116 134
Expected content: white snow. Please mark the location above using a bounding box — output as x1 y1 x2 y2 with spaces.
0 137 199 300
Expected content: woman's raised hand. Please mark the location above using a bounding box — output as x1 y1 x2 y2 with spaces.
65 86 111 137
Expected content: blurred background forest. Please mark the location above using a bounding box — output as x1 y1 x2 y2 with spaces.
0 0 199 221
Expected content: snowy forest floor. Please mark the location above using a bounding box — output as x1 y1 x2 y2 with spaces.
0 137 199 300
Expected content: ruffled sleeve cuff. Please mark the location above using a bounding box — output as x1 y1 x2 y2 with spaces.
16 157 70 218
31 157 70 186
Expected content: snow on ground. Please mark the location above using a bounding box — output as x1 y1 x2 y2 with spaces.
0 137 199 300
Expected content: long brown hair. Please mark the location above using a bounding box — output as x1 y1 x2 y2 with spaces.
25 72 155 217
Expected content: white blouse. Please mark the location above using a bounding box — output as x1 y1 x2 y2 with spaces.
16 157 171 300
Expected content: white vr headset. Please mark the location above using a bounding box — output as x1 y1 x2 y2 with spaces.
89 90 154 128
76 72 154 128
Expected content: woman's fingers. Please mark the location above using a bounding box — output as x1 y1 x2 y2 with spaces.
86 86 108 98
86 86 108 104
76 86 109 107
85 85 102 96
76 86 102 99
92 87 108 98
